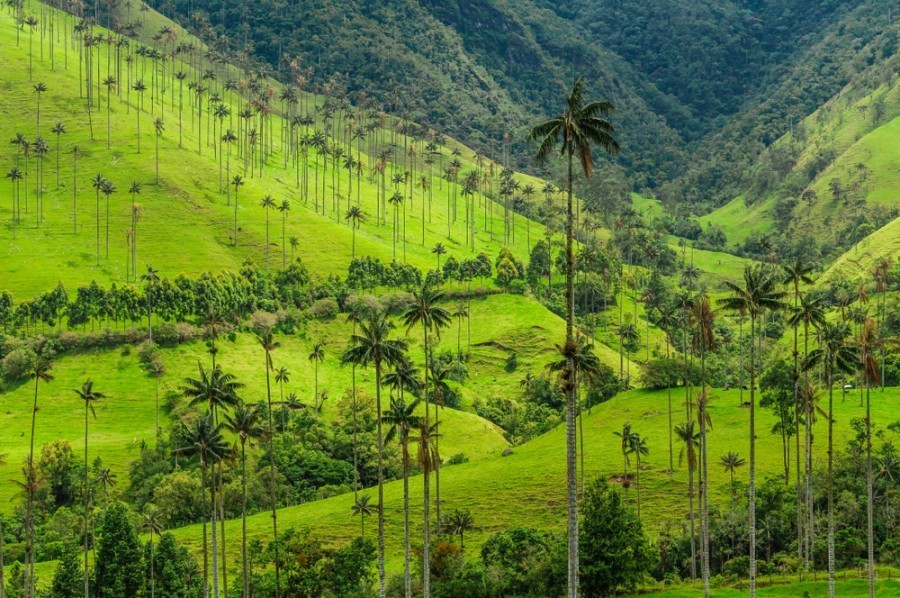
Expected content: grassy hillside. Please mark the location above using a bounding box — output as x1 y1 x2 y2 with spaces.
819 217 900 284
165 385 900 572
0 0 551 298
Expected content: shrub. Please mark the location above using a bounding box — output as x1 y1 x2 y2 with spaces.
308 298 338 319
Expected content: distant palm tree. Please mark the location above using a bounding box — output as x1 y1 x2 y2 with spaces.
102 76 116 148
260 195 276 271
231 175 244 246
531 78 619 598
32 82 47 135
628 432 650 520
277 199 291 268
803 322 858 598
91 174 107 265
308 342 326 416
342 311 408 598
402 284 451 542
154 118 165 184
223 402 265 598
431 243 447 271
140 265 160 342
613 423 635 479
345 206 365 258
73 379 104 598
413 419 441 598
100 179 116 259
51 121 65 188
351 494 376 539
676 420 700 581
719 266 786 596
289 236 300 262
256 328 282 596
444 508 475 554
133 80 147 153
139 507 164 598
720 451 746 508
24 353 52 597
384 397 422 598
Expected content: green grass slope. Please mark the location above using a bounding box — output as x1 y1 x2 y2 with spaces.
0 1 548 299
166 386 900 573
819 216 900 284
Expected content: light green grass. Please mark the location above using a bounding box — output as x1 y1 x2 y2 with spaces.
627 576 900 597
0 0 548 299
820 216 900 284
700 196 776 246
165 386 900 573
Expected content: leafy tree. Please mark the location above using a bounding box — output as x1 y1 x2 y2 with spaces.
480 527 565 597
95 503 143 598
49 543 81 598
580 478 651 597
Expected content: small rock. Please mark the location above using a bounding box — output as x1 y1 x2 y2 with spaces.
502 448 514 457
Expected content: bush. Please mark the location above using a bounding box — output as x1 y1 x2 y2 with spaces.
2 346 34 381
508 279 527 295
308 298 338 319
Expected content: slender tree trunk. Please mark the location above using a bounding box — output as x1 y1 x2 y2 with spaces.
403 445 411 598
211 463 219 598
84 399 90 598
264 356 281 598
565 152 578 597
200 462 209 598
241 441 249 598
749 315 758 597
375 360 386 598
827 370 835 598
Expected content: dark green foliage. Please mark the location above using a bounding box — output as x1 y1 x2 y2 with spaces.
480 527 566 597
48 544 82 598
145 533 202 598
94 503 143 598
579 478 652 596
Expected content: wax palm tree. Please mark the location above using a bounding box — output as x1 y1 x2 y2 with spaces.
718 265 786 596
308 342 325 415
653 303 680 475
231 175 244 246
402 285 451 536
101 76 116 148
140 265 160 342
140 507 164 598
91 174 106 265
413 419 441 598
23 352 52 597
388 191 403 260
384 397 422 598
676 420 700 581
628 432 650 520
782 258 816 562
223 402 265 598
289 236 300 262
100 179 116 259
73 379 104 598
33 82 46 135
51 121 65 189
255 328 282 596
153 118 165 184
613 423 635 479
182 363 243 418
260 195 276 272
720 451 746 508
133 80 147 153
531 76 620 598
444 508 475 554
872 257 893 391
345 206 365 258
432 242 447 270
176 413 230 598
341 311 408 598
277 199 290 268
351 494 376 539
803 321 858 598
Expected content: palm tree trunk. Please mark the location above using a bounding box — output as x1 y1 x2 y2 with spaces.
84 401 90 598
375 360 387 598
149 535 155 598
688 459 696 581
749 315 758 597
403 445 411 598
866 383 875 598
827 370 835 598
200 462 209 598
564 151 579 598
423 454 431 598
241 441 249 598
211 464 219 598
264 357 280 597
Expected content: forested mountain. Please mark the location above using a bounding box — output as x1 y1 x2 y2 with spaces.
148 0 897 204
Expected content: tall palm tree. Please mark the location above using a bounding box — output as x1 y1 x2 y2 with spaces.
718 265 786 596
255 328 282 597
351 494 375 539
444 508 475 554
223 402 265 598
154 118 165 184
91 174 106 265
628 432 650 519
782 258 816 563
531 79 620 596
431 243 447 271
33 82 47 135
402 285 451 545
102 76 116 148
140 265 160 342
345 206 365 258
139 507 164 598
720 451 746 509
51 121 65 189
384 397 422 598
277 199 290 269
176 413 231 598
653 303 680 475
803 322 858 598
24 353 52 598
308 342 326 416
872 257 893 391
676 420 700 581
101 180 116 259
73 379 104 598
413 419 441 598
231 175 244 246
260 195 276 272
341 311 408 598
133 80 147 153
